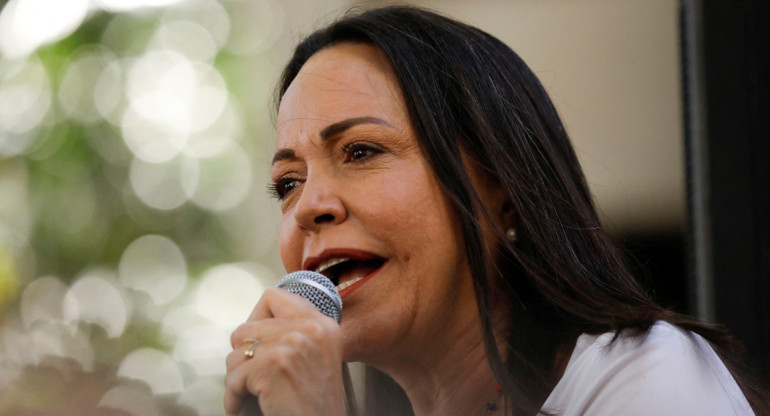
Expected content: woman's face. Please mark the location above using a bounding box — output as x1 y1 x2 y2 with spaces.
273 43 502 365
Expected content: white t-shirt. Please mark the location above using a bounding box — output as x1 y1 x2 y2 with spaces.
540 321 754 415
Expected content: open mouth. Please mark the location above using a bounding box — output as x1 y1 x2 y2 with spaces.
315 257 385 291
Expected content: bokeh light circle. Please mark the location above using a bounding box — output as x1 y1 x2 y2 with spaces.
129 156 196 210
185 98 243 158
58 45 118 123
0 0 89 59
163 0 231 50
117 348 184 395
62 270 129 338
118 234 187 305
25 320 95 370
182 141 252 212
178 378 226 416
121 50 230 163
151 19 218 62
20 276 67 328
95 0 186 13
99 384 160 416
172 324 231 377
224 0 285 55
195 263 271 328
93 59 124 125
0 55 51 156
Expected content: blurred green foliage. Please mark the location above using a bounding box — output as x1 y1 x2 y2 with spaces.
0 1 281 414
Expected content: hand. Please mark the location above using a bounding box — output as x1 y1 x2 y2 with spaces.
224 288 346 416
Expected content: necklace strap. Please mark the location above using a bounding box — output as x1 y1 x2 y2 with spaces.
483 385 502 415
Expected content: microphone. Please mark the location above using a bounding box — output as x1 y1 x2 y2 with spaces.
239 271 342 415
275 270 342 324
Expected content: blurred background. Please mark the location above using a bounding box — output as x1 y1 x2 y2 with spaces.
1 0 766 415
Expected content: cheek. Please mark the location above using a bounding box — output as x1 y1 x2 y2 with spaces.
365 180 438 237
278 217 302 272
377 174 462 259
402 182 458 238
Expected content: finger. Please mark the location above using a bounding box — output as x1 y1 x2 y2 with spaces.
224 368 248 416
225 342 317 413
247 287 327 322
229 322 262 351
230 317 338 356
230 320 268 349
226 338 261 371
224 343 292 416
230 321 258 349
224 348 258 416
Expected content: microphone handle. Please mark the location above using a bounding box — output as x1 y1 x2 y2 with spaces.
239 396 262 416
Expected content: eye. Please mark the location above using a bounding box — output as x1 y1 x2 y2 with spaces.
268 177 302 200
342 142 382 162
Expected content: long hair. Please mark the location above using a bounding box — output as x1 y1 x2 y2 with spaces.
275 6 767 415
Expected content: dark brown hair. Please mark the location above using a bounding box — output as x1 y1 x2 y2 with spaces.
276 6 768 415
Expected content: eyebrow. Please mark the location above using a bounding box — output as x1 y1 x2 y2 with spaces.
271 148 296 165
319 116 390 140
271 117 391 165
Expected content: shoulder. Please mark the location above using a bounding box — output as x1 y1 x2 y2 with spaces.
541 321 754 415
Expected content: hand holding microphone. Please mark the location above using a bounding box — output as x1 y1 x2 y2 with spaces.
225 271 346 416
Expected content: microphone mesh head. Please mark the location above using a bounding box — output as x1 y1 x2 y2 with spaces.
276 271 342 324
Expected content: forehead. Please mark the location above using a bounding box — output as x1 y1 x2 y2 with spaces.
276 43 407 141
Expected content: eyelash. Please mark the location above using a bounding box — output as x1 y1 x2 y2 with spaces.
269 142 384 200
341 141 382 162
268 177 301 200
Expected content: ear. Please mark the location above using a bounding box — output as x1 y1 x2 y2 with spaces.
500 198 517 231
478 176 514 232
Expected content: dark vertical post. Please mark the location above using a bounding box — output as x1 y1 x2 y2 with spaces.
681 0 770 381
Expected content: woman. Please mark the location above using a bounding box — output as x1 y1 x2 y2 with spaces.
225 6 767 415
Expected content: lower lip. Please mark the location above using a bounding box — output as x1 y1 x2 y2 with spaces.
338 264 383 298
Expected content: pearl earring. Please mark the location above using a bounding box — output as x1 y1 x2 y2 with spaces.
506 228 517 242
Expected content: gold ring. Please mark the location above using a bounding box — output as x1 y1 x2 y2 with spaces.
243 338 260 358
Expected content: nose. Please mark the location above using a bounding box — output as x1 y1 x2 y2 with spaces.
292 172 347 232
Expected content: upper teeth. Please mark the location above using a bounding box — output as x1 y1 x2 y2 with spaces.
315 257 349 273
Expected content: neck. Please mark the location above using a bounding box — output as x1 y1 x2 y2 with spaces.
404 351 500 416
369 307 506 416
